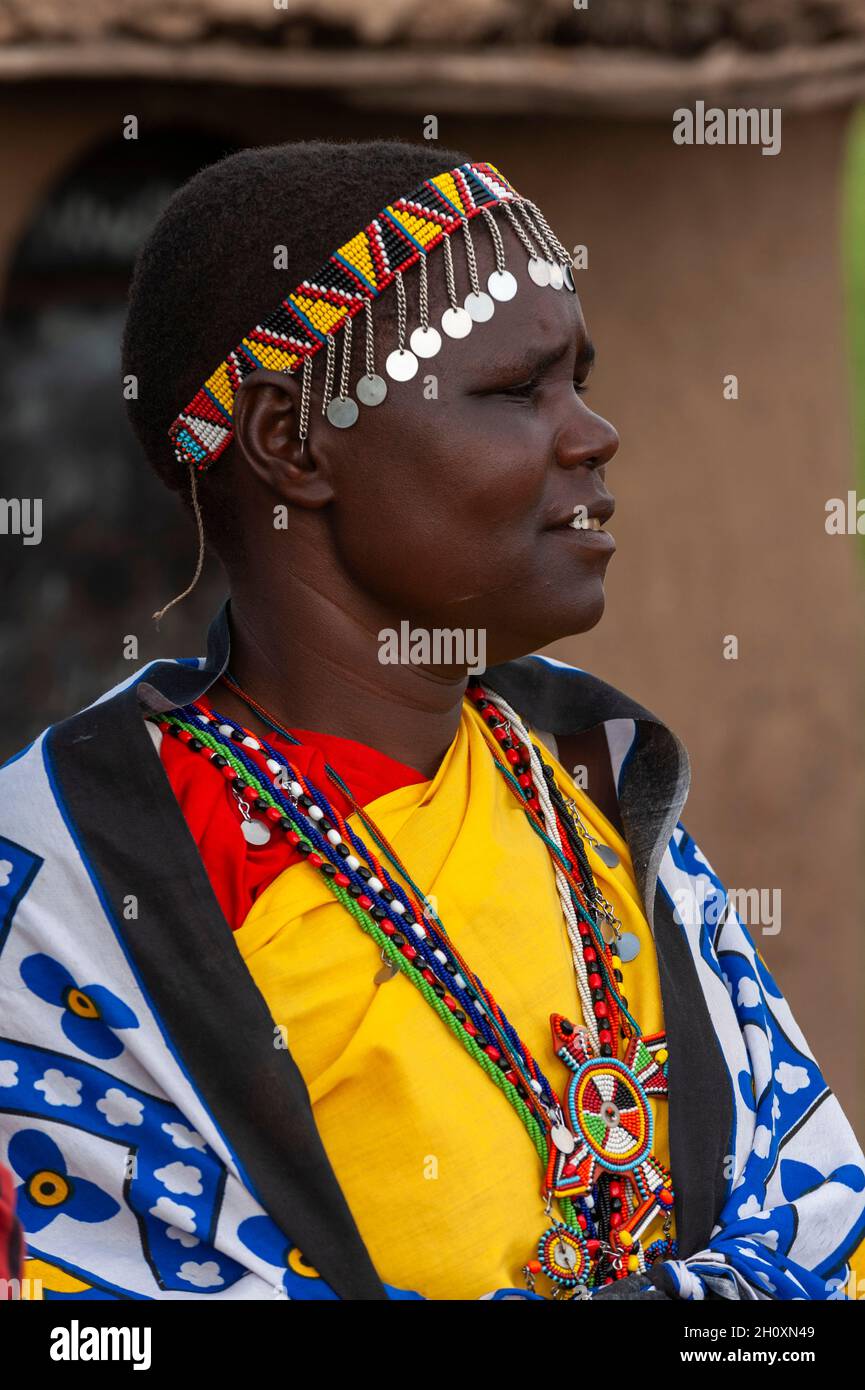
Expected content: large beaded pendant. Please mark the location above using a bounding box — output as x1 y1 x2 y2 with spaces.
534 1015 673 1294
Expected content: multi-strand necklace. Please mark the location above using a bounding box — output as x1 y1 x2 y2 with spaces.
148 672 676 1297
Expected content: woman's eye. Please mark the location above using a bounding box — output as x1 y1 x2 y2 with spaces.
500 378 540 399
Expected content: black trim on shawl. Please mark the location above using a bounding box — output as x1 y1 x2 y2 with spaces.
46 605 389 1301
482 655 732 1258
44 598 733 1294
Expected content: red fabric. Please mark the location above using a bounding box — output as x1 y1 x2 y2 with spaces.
159 689 428 933
0 1158 23 1291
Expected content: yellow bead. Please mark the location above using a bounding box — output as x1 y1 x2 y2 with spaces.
627 1255 640 1273
618 1230 633 1248
657 1048 668 1064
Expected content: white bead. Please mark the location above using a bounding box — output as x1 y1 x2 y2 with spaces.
434 949 447 965
242 736 261 750
289 781 303 797
218 723 234 736
266 758 281 774
368 876 383 893
326 830 342 846
454 974 466 990
392 900 406 915
411 922 427 939
309 805 323 820
530 1080 543 1095
346 855 361 871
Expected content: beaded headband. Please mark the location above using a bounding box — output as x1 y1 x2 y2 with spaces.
168 160 576 475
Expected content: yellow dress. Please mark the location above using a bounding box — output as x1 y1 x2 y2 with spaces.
233 696 673 1298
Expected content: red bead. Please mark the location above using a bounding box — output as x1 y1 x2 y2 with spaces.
485 1046 501 1062
402 943 418 961
357 894 373 911
584 946 597 962
594 1001 609 1018
465 1022 478 1037
308 853 323 868
610 1212 622 1228
266 806 283 822
599 1029 613 1045
577 1213 587 1229
506 748 520 765
586 1239 600 1256
334 872 350 887
380 919 395 936
658 1187 674 1207
287 831 301 846
221 764 235 780
422 968 435 983
493 726 507 742
589 973 602 989
517 773 532 789
609 1181 621 1198
178 729 192 743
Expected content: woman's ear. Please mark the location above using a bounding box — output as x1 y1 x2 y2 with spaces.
232 369 334 510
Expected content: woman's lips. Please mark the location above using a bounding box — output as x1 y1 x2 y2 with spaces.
549 515 616 553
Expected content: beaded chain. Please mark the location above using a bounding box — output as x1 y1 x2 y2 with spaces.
147 674 675 1295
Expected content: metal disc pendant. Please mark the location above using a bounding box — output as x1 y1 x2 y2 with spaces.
441 306 473 339
563 263 576 293
385 348 419 381
410 325 441 358
241 818 271 846
551 1122 576 1155
487 268 517 301
465 290 494 322
617 931 642 963
374 958 399 985
356 373 387 406
326 396 359 428
528 256 551 287
549 263 564 290
594 842 620 869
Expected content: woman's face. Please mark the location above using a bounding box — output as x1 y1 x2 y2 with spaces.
236 221 620 669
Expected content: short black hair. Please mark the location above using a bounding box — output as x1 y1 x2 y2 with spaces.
121 138 472 559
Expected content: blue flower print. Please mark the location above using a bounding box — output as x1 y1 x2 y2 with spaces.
20 953 139 1059
237 1215 423 1300
9 1128 120 1235
237 1215 340 1300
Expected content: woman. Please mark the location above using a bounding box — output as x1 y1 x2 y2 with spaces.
1 139 863 1301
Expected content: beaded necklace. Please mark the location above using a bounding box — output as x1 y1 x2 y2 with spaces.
149 674 675 1296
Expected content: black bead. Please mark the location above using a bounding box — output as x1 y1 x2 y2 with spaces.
231 778 245 793
211 753 228 767
189 738 203 753
559 1019 574 1035
298 795 312 811
335 844 350 858
319 817 334 834
381 888 395 903
357 865 372 881
296 842 312 856
370 907 386 922
592 988 605 1002
320 862 336 877
453 1009 466 1024
348 883 363 898
254 797 270 813
600 1043 613 1057
392 934 405 948
432 983 445 999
